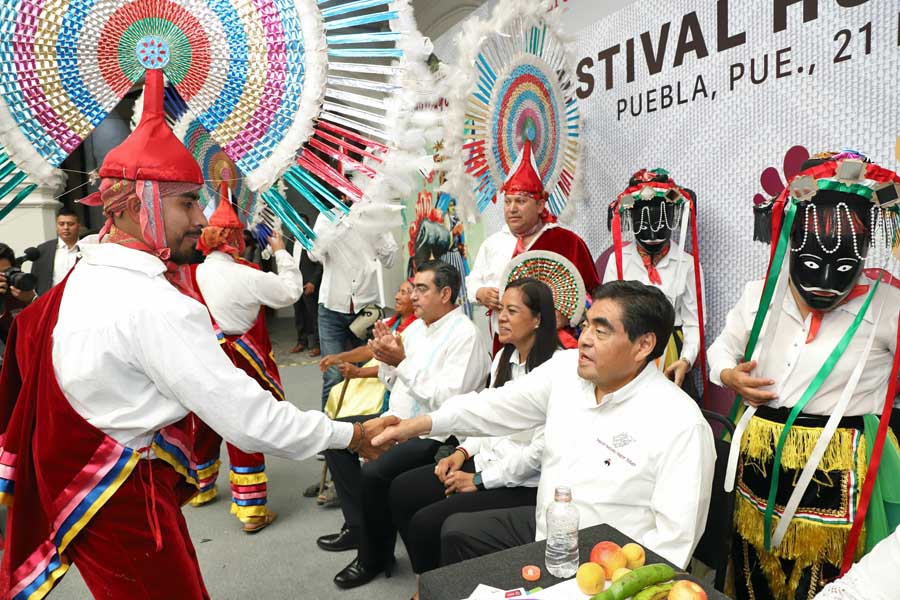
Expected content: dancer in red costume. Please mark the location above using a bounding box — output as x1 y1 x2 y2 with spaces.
466 140 599 352
190 184 305 532
0 69 393 600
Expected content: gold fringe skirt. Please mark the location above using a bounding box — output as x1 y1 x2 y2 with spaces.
729 407 899 599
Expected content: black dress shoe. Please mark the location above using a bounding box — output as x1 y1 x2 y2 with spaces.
333 558 379 589
333 557 391 589
317 526 359 552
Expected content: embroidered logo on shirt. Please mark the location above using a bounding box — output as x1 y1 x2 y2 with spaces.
612 433 635 449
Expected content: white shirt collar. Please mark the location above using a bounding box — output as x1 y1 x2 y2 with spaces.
592 362 657 408
57 237 78 251
423 306 463 333
205 250 236 263
81 243 167 277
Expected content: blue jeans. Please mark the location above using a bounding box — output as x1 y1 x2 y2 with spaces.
317 304 363 409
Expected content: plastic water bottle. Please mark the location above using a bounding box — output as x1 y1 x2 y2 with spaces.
544 486 579 578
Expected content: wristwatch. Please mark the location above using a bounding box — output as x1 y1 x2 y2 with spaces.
473 472 485 491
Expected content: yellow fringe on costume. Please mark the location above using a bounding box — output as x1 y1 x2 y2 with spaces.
740 418 862 473
229 471 267 487
228 470 269 522
189 487 218 506
732 415 900 599
230 503 268 521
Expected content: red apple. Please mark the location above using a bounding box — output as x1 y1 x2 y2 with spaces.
589 541 627 579
668 580 708 600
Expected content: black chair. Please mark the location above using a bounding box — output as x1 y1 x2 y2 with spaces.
693 409 736 593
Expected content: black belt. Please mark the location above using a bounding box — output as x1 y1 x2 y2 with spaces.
754 405 867 431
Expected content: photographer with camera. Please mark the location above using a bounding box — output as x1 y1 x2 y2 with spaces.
0 243 38 347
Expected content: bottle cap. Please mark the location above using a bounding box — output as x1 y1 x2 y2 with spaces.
554 486 572 502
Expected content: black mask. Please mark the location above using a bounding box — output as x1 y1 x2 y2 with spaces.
628 199 675 255
789 201 870 311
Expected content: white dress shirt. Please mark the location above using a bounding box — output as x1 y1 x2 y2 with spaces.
430 350 715 568
194 249 302 335
458 349 543 489
466 224 555 332
308 215 397 314
380 306 491 440
52 243 353 456
707 278 900 416
602 242 705 367
52 238 81 286
814 524 900 600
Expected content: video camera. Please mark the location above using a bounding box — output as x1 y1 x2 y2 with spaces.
3 247 40 293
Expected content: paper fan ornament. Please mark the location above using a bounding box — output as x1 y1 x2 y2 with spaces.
443 0 580 221
178 119 257 224
0 0 436 246
500 250 586 326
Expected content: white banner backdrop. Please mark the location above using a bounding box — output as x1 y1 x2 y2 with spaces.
569 0 900 342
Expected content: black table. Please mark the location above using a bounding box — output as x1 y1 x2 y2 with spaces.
420 524 731 600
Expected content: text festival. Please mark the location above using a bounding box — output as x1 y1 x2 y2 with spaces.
574 0 887 120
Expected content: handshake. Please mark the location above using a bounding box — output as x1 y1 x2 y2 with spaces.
347 414 434 461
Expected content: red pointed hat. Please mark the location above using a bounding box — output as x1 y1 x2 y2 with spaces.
209 182 243 229
98 69 203 184
501 140 546 198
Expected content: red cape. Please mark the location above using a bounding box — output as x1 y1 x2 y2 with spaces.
532 226 601 294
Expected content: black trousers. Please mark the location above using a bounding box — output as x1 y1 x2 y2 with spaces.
440 505 536 567
354 437 454 569
390 460 538 574
323 415 379 529
293 294 319 347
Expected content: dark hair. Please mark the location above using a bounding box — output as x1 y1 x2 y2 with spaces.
57 206 79 221
0 243 14 265
416 260 461 303
592 280 674 364
493 278 558 388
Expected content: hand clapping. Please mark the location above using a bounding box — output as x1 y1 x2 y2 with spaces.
368 321 405 367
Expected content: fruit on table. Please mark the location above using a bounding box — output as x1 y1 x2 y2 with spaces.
668 580 708 600
622 542 646 569
590 564 676 600
589 541 627 579
611 567 631 582
633 582 675 600
576 562 605 595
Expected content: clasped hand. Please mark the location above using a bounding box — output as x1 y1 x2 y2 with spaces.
353 415 401 460
434 450 476 495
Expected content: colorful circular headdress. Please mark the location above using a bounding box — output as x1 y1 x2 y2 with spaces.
500 250 586 326
442 0 581 221
0 0 435 253
176 119 257 223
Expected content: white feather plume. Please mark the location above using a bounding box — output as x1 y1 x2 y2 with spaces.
439 0 581 224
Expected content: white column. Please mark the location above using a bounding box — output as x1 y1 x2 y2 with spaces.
0 184 61 254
